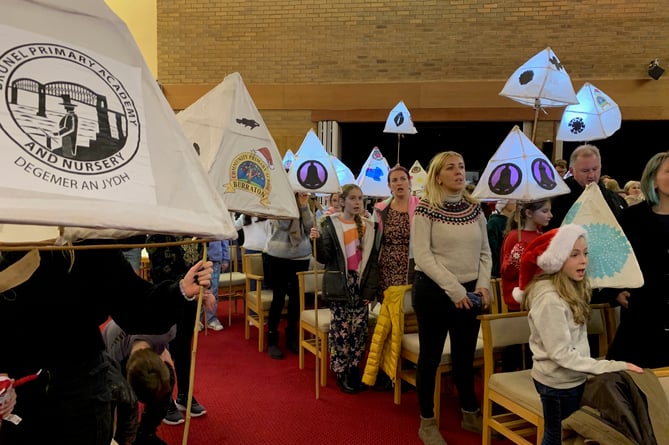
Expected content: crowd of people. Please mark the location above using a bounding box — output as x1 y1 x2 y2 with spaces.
2 143 667 445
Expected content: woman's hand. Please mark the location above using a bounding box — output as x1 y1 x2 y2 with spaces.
455 295 473 310
616 291 631 308
182 260 213 297
309 227 320 240
476 287 491 310
626 363 643 373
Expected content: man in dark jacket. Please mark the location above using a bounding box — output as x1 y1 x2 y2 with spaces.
547 144 627 230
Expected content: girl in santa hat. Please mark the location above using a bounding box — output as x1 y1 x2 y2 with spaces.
514 224 642 445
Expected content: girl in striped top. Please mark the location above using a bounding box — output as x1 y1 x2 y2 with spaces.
311 184 379 394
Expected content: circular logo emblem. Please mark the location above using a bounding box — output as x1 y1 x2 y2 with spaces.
531 158 557 190
488 163 522 195
0 43 140 175
296 160 328 190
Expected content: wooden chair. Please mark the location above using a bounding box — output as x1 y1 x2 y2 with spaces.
394 289 485 424
489 278 502 314
480 311 541 445
587 303 610 358
243 253 287 352
297 270 329 386
219 243 246 326
480 307 613 445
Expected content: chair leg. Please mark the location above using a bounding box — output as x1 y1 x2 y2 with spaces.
319 332 327 387
394 363 402 405
244 307 250 340
258 312 265 352
536 421 544 445
298 325 305 370
482 391 492 445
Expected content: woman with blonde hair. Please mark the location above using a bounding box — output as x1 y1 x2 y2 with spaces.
623 180 644 206
411 151 492 444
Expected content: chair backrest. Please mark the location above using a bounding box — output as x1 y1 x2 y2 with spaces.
243 253 263 278
489 278 501 314
479 312 530 381
587 303 609 357
297 270 325 312
228 241 241 272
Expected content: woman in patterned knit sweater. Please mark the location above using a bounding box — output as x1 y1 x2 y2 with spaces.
411 151 492 445
311 184 379 394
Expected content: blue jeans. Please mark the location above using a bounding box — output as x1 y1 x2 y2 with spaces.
203 261 221 323
533 379 584 445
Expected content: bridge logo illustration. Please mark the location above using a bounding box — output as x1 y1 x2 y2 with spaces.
0 42 140 176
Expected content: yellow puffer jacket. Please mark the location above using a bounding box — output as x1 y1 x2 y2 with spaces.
362 284 412 386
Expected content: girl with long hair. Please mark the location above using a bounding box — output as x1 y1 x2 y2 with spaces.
500 199 552 311
311 184 378 394
514 224 642 445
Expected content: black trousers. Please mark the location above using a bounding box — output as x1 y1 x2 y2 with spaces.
412 271 481 417
169 300 197 395
266 255 310 339
1 352 113 445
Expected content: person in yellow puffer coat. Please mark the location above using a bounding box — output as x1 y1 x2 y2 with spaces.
362 284 412 386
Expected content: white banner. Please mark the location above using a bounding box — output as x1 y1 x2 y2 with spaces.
0 25 153 203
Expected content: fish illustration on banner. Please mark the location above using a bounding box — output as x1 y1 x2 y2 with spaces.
471 126 570 202
177 72 298 219
0 0 235 242
563 183 643 289
287 129 340 194
557 82 622 142
409 160 427 194
283 149 296 171
357 147 391 197
330 155 357 186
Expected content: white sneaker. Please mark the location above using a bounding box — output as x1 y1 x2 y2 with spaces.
207 319 224 331
198 321 204 332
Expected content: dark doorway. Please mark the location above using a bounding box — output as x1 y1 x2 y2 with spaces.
339 121 522 179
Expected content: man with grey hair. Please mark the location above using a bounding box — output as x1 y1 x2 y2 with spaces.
547 144 627 230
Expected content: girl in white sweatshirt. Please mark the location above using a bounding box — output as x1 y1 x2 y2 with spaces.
514 224 642 445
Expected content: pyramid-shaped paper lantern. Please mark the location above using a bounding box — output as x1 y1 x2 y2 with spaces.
330 155 357 186
563 183 643 289
557 83 621 142
0 0 235 241
500 47 578 108
282 149 296 170
383 101 418 134
177 72 299 219
409 160 427 194
357 147 391 197
288 130 340 194
471 126 570 201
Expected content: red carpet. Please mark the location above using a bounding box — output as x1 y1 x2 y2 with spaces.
157 301 509 444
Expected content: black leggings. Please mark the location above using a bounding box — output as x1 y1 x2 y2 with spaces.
267 255 310 336
412 271 481 417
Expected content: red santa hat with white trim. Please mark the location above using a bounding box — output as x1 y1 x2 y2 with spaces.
512 224 588 303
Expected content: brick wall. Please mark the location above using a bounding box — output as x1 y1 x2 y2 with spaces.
158 0 668 155
158 0 666 83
